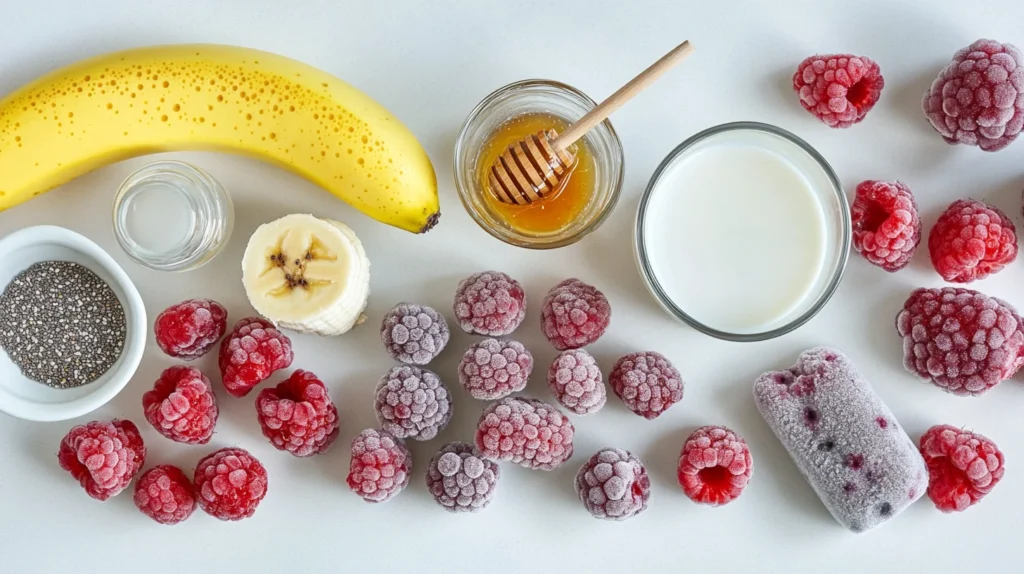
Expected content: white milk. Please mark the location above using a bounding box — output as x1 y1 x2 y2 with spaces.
641 128 831 334
124 182 195 255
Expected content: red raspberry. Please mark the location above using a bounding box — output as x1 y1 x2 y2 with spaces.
194 448 268 521
57 419 146 501
547 349 606 415
896 287 1024 396
923 39 1024 152
457 338 533 400
346 428 411 503
793 54 884 128
133 465 196 525
453 271 526 336
426 442 500 513
142 365 218 445
677 425 753 506
256 370 340 457
928 199 1017 283
154 299 228 360
475 397 574 471
919 425 1005 512
851 180 921 272
574 448 650 521
374 365 452 441
609 351 684 419
541 279 611 350
218 317 293 397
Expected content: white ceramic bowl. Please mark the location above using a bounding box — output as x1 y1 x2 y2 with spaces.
0 226 146 421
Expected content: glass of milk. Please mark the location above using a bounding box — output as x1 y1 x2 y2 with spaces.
112 161 234 272
635 122 849 341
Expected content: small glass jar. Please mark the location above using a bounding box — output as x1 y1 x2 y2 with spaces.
112 161 233 272
454 80 624 249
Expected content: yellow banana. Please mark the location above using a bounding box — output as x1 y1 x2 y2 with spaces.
0 44 439 233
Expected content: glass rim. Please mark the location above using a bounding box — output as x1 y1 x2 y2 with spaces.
634 121 851 342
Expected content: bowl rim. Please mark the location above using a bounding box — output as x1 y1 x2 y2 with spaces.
0 225 146 421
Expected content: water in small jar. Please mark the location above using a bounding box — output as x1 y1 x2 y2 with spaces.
123 180 195 255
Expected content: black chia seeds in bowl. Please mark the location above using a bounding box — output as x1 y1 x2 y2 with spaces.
0 261 127 389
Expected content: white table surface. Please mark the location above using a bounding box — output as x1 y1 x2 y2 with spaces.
2 1 1023 572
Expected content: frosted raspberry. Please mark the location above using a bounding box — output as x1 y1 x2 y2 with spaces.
896 287 1024 396
609 352 684 419
923 39 1024 152
374 365 452 441
381 303 450 365
457 338 533 400
256 370 340 457
920 425 1005 512
194 448 268 521
154 299 228 360
346 428 412 503
475 397 574 470
57 419 146 501
453 271 526 336
142 366 218 445
574 448 650 521
133 465 196 525
793 54 885 128
218 317 293 397
928 199 1017 283
541 279 611 350
851 180 921 272
677 425 753 506
547 349 606 415
426 442 500 513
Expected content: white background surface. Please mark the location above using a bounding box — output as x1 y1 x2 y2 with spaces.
1 1 1023 572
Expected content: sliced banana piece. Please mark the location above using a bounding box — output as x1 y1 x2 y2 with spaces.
242 213 370 336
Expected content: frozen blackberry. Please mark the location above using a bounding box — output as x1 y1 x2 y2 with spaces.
374 365 452 441
541 279 611 350
453 271 526 336
547 349 606 415
457 338 533 400
475 397 574 470
609 351 684 419
346 428 412 503
425 442 500 513
380 303 450 365
574 448 651 521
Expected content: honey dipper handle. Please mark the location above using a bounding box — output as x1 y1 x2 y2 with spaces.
552 40 695 151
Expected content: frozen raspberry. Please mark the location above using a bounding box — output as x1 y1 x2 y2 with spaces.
896 287 1024 396
547 349 606 415
346 428 411 503
793 54 884 128
374 365 452 441
57 419 145 501
540 279 611 350
677 425 753 506
457 338 533 400
133 465 196 525
453 271 526 336
919 425 1005 512
928 199 1017 283
426 442 500 513
142 366 218 445
154 299 228 360
194 448 268 521
851 180 921 272
609 352 684 419
475 397 574 470
381 303 450 365
923 39 1024 152
256 370 340 457
218 317 293 397
574 448 650 521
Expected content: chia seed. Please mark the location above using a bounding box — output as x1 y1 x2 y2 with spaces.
0 261 126 389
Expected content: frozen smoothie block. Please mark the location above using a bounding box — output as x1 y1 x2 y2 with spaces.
753 347 927 533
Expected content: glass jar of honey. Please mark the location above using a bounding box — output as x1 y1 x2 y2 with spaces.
454 80 624 249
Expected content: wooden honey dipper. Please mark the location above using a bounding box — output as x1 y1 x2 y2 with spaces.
487 40 694 205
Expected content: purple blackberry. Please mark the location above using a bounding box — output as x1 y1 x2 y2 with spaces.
380 303 450 365
457 338 533 400
574 448 651 521
346 429 411 503
475 397 574 471
609 351 684 419
374 365 453 441
453 271 526 336
425 442 500 513
547 349 606 415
